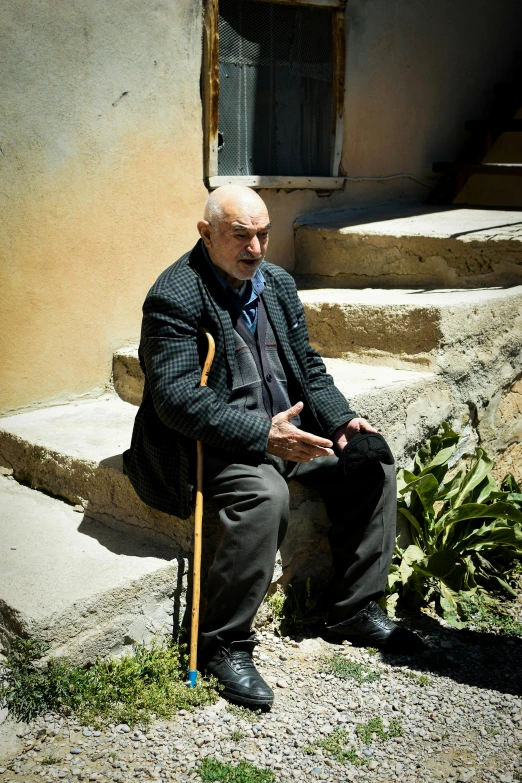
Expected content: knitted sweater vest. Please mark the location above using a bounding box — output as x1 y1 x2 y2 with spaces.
229 296 300 426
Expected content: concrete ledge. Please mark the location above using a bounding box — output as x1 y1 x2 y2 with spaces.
299 286 522 371
0 476 185 663
113 347 146 407
294 206 522 288
0 396 194 550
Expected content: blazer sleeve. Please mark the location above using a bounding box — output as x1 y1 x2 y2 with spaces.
140 290 272 458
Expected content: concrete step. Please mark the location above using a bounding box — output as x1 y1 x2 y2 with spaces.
294 205 522 288
0 474 184 662
0 396 194 551
299 285 522 370
1 368 448 591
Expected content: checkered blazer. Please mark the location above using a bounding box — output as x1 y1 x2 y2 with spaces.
123 240 356 519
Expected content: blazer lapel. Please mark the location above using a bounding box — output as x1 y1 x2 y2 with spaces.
262 278 304 387
189 241 237 377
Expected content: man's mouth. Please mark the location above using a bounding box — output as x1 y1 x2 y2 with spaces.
238 256 262 265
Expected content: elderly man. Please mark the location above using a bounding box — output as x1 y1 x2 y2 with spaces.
124 185 422 709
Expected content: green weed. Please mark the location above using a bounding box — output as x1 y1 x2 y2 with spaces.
225 703 262 722
321 652 381 683
230 729 246 742
459 593 522 637
0 636 218 727
264 579 326 636
316 729 365 765
404 671 431 687
356 716 404 745
41 755 62 766
198 757 275 782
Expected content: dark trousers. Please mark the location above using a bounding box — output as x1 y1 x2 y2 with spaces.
199 451 396 660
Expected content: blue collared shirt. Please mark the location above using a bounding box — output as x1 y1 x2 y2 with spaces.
202 244 265 334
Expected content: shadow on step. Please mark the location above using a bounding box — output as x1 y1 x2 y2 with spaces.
76 514 188 643
77 514 178 560
99 454 124 471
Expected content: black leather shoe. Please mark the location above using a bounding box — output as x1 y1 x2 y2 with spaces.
325 601 425 654
204 641 274 709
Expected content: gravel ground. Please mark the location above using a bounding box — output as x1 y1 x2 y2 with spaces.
1 617 522 783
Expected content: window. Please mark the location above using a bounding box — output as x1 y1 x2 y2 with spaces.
203 0 345 190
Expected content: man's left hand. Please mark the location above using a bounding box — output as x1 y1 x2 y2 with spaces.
333 417 377 454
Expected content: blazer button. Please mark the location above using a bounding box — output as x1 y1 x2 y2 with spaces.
266 373 272 383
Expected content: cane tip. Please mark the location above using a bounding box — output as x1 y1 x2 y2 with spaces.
187 670 197 688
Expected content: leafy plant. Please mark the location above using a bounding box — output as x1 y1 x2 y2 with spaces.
265 579 326 636
321 652 380 683
230 729 246 742
198 758 275 783
0 636 218 726
388 423 522 623
356 716 404 745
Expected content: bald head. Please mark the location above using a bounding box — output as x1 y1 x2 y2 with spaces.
198 185 271 289
204 185 268 225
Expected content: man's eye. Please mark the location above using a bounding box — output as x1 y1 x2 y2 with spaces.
258 233 269 240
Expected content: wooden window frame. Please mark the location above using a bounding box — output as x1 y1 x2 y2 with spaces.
202 0 346 190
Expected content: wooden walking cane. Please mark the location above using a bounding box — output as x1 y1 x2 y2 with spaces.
187 327 216 688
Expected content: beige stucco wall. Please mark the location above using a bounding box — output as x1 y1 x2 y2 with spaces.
2 0 522 413
0 0 207 413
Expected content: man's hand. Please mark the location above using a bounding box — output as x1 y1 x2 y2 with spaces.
267 402 334 462
333 417 377 454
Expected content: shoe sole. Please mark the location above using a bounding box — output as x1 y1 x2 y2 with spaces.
221 687 273 710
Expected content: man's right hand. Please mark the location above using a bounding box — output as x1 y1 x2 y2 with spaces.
266 401 334 462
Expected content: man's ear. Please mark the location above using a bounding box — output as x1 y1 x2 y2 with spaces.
197 220 212 248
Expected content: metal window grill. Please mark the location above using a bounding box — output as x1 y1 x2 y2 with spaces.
218 0 334 177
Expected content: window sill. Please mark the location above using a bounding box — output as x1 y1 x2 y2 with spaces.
207 175 345 191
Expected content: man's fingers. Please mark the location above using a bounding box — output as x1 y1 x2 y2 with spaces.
276 401 304 421
358 418 378 433
294 430 333 449
289 443 335 461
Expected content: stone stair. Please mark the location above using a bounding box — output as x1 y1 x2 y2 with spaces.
299 285 522 373
294 204 522 289
1 203 521 661
0 474 184 664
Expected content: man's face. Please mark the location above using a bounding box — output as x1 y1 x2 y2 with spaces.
199 208 271 289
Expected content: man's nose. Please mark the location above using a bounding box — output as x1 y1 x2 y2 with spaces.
247 235 261 256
